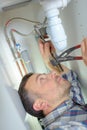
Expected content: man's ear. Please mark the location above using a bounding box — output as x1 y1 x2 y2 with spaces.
33 99 49 111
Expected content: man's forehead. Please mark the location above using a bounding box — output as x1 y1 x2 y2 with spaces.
25 73 39 89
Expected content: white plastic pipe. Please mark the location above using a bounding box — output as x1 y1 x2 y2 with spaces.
40 0 71 10
40 0 71 51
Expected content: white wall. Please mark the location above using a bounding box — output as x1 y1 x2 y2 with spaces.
0 1 87 130
0 61 30 130
0 3 47 89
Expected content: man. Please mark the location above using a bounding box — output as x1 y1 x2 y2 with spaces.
18 38 87 130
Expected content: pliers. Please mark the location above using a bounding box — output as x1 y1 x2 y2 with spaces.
34 24 46 42
50 44 83 66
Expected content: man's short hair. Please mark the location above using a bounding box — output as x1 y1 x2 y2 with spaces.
18 73 45 119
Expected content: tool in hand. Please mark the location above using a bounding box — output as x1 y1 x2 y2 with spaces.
50 44 83 66
34 25 64 72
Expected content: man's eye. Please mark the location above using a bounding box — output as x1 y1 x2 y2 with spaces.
40 77 45 81
40 77 47 84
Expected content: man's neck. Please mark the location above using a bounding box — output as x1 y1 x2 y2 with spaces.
43 96 70 116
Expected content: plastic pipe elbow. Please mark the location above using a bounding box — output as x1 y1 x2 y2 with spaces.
40 0 71 51
40 0 71 10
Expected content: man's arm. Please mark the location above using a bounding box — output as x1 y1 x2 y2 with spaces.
38 38 70 75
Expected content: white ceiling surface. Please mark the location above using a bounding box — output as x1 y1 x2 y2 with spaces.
0 0 30 7
0 0 40 11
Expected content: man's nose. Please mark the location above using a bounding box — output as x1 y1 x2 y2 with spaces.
48 71 57 79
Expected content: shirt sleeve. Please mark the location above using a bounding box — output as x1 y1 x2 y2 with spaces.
62 70 85 105
45 123 87 130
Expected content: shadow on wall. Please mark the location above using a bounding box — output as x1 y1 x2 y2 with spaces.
0 81 30 130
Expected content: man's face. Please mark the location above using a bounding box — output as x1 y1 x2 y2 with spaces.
25 71 71 104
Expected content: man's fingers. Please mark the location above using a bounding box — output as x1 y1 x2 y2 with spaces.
38 38 45 56
38 38 56 63
50 42 56 53
81 39 86 52
44 43 51 57
81 38 87 65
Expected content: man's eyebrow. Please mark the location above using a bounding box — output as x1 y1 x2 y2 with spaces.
36 73 46 82
36 74 41 82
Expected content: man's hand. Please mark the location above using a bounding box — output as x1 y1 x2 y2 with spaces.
38 38 69 74
81 38 87 65
38 38 55 66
